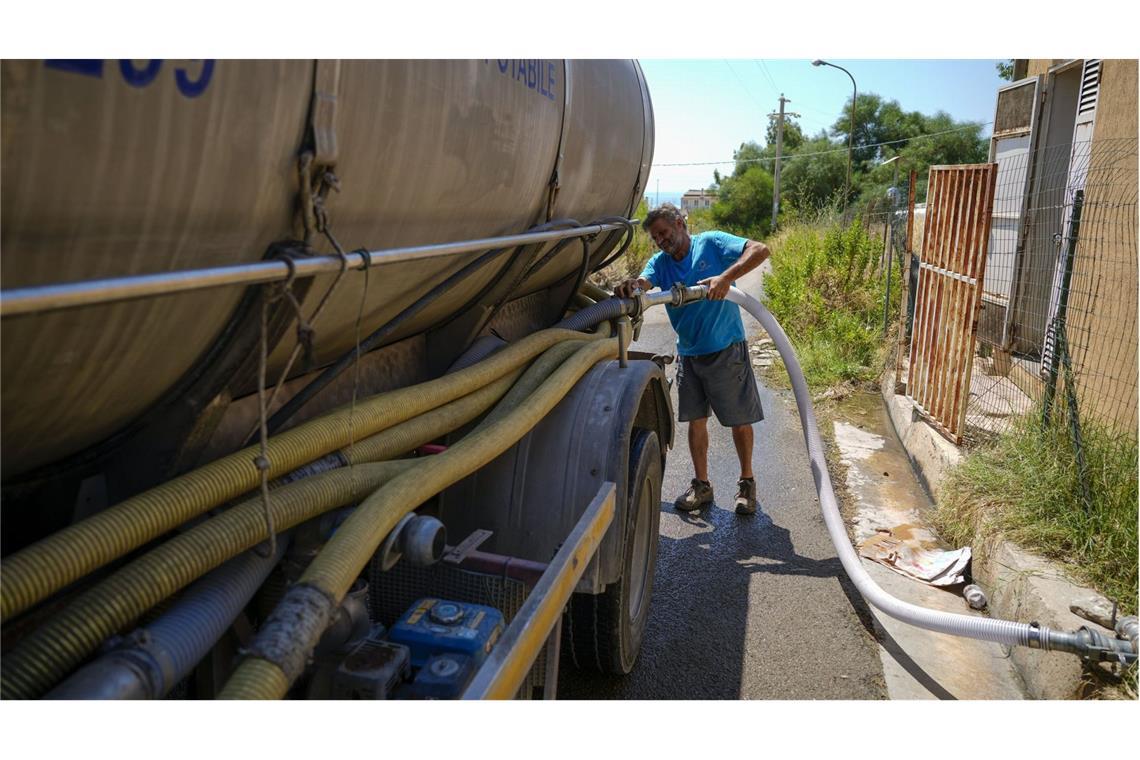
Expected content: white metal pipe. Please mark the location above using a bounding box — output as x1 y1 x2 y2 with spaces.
0 222 628 318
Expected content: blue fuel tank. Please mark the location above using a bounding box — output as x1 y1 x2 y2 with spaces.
387 598 504 668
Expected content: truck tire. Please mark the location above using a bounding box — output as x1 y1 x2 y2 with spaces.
564 427 661 674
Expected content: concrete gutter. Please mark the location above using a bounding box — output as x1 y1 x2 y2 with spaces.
879 368 1126 699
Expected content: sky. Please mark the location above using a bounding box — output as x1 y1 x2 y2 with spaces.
643 59 1007 195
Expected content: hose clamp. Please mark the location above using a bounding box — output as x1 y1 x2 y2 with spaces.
1026 622 1044 649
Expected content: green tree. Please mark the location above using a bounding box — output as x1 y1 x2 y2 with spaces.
781 135 848 213
831 93 885 169
996 60 1014 81
710 165 774 237
766 116 804 153
832 94 928 170
729 140 771 176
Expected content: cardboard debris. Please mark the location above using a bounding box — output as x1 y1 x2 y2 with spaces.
858 529 971 587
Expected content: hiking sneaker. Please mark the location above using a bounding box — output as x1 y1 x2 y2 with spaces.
674 478 714 512
734 478 758 515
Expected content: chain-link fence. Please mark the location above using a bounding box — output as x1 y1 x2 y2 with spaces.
890 138 1137 455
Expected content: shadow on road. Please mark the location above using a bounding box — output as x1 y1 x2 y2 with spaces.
559 494 883 699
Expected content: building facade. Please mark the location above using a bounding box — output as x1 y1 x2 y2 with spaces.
680 189 716 213
984 59 1137 433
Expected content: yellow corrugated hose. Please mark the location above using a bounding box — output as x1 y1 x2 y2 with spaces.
0 461 416 700
343 370 521 464
219 337 619 699
476 340 589 429
0 327 595 623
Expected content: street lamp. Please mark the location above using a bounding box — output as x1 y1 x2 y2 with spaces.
812 59 857 215
880 155 901 334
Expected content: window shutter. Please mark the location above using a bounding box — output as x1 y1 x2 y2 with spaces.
1077 59 1101 120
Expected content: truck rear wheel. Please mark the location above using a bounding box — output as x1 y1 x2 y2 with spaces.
565 428 661 674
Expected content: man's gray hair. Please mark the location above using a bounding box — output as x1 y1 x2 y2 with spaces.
642 202 686 231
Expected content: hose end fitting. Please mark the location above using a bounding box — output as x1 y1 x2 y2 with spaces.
1031 621 1138 664
670 282 708 306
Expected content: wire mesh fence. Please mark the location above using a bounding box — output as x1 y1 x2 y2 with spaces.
891 137 1137 457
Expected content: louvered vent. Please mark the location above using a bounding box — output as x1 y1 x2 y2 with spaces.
1078 59 1101 115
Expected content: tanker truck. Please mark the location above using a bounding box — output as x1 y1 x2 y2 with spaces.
0 59 674 699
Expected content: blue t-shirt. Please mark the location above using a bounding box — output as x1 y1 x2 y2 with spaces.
640 230 748 356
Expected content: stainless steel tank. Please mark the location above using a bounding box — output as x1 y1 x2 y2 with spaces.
0 59 654 478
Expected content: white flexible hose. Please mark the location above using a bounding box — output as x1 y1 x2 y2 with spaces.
725 286 1035 648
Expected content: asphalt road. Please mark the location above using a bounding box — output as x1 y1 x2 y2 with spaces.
559 269 887 699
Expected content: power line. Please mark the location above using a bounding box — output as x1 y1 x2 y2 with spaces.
654 122 993 167
753 59 780 96
722 59 766 113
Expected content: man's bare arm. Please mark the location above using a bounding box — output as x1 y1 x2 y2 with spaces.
699 240 771 300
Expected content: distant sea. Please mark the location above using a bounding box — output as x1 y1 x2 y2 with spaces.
644 191 684 209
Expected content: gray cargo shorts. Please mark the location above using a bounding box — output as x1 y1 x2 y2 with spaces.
676 341 764 426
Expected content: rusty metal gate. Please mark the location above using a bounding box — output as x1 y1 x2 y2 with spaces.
907 164 998 444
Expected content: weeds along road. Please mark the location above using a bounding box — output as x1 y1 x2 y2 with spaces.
559 264 887 699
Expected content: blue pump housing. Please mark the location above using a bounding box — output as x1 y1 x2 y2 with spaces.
387 598 504 668
404 653 476 699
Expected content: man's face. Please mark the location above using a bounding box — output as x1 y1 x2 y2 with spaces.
647 217 689 259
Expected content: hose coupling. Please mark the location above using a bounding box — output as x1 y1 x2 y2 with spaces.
670 282 708 306
315 580 372 655
1029 622 1137 664
1115 615 1138 653
378 513 447 570
47 632 167 700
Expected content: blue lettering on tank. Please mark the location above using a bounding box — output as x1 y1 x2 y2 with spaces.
44 60 104 77
119 60 163 88
43 59 213 98
175 60 215 98
485 59 557 103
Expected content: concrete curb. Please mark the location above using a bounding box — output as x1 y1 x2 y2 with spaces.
879 368 1123 699
878 369 962 502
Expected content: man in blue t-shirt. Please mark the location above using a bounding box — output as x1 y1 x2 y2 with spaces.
615 203 770 515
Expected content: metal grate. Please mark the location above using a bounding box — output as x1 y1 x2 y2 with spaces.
368 558 546 699
906 163 999 444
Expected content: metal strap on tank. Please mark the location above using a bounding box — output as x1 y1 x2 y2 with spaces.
300 60 342 244
310 60 341 166
544 61 573 222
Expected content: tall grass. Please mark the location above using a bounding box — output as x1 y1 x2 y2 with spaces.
763 216 900 390
936 409 1139 613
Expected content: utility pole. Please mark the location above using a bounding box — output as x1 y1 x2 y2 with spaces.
768 94 801 230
